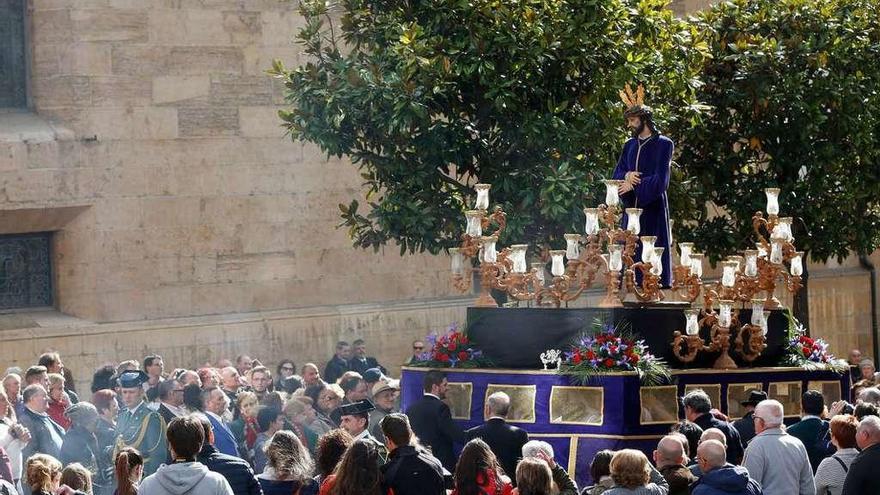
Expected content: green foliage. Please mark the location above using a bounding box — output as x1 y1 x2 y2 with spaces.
671 0 880 263
272 0 706 254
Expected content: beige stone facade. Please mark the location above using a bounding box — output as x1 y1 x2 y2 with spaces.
0 1 877 392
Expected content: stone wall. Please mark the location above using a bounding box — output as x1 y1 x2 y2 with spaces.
2 1 452 324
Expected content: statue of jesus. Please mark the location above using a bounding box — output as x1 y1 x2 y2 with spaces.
612 83 674 288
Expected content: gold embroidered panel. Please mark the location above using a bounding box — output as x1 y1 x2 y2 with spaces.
726 383 763 420
807 381 842 405
768 381 802 417
685 384 721 411
485 384 537 423
446 382 474 420
640 386 680 425
549 386 604 426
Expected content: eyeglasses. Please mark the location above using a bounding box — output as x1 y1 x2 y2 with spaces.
413 346 424 350
173 389 185 394
753 416 765 423
281 366 295 371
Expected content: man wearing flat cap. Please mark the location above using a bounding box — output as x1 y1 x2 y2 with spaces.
114 370 167 477
733 390 767 445
60 402 112 495
333 399 388 462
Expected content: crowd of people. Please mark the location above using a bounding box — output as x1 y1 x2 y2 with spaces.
0 343 879 495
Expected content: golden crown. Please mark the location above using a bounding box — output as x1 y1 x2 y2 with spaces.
618 82 646 111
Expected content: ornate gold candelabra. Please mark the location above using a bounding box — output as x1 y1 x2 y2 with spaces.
671 298 768 369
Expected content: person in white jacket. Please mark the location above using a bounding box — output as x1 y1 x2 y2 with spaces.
0 389 29 492
138 416 232 495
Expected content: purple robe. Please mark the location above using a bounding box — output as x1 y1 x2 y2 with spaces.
612 134 674 287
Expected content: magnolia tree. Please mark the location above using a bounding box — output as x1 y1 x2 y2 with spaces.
272 0 707 255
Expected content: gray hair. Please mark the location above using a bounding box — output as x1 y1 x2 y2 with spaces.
698 439 727 469
700 428 727 446
522 440 554 460
858 415 880 439
487 391 511 417
65 402 98 425
682 389 712 414
860 387 880 405
755 399 784 428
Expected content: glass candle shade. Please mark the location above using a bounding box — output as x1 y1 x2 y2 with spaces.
640 236 657 264
765 188 780 216
608 244 623 272
721 261 738 288
679 242 694 268
689 253 704 278
450 248 464 275
510 244 528 274
756 242 768 259
760 311 770 336
564 234 581 260
770 237 784 264
550 250 566 277
685 309 700 336
728 255 744 274
474 183 491 210
790 251 804 277
650 248 665 276
744 250 759 277
625 208 643 235
531 262 546 285
779 217 794 242
584 208 600 236
481 236 498 263
604 180 623 207
465 210 483 238
750 299 765 326
719 300 734 328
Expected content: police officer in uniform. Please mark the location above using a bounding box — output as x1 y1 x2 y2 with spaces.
332 400 388 463
114 370 167 477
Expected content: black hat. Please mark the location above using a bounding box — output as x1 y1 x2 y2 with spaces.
331 399 375 424
117 370 149 389
741 390 768 407
363 368 384 383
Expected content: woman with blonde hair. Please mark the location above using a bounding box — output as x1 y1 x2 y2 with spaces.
256 430 318 495
513 458 552 495
60 463 92 494
26 454 87 495
604 449 669 495
47 374 71 430
113 447 143 495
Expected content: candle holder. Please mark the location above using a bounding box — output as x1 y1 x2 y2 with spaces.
734 299 769 363
672 304 741 369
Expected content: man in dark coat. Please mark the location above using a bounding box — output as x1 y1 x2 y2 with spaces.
691 440 762 495
787 390 834 472
653 436 696 495
18 384 65 495
60 403 112 495
841 415 880 495
323 341 351 384
195 414 263 495
380 413 446 495
732 390 767 446
156 379 185 425
465 391 529 482
405 370 465 471
349 339 387 376
683 389 744 465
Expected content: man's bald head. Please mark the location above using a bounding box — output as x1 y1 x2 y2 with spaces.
698 439 727 470
654 435 686 468
700 428 727 446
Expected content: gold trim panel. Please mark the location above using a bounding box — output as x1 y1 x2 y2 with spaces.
640 385 680 425
768 381 803 418
685 384 722 411
485 384 537 424
446 382 474 420
530 433 666 441
807 380 842 405
549 386 604 426
726 383 763 420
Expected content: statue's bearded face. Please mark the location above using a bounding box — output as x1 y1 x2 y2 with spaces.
628 115 646 137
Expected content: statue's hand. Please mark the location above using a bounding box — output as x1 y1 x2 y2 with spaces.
618 181 634 195
625 171 642 185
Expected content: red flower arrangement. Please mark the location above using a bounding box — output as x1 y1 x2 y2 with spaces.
411 324 490 368
561 322 669 385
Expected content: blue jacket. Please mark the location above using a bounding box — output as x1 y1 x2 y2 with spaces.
207 412 239 457
197 444 263 495
692 465 763 495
